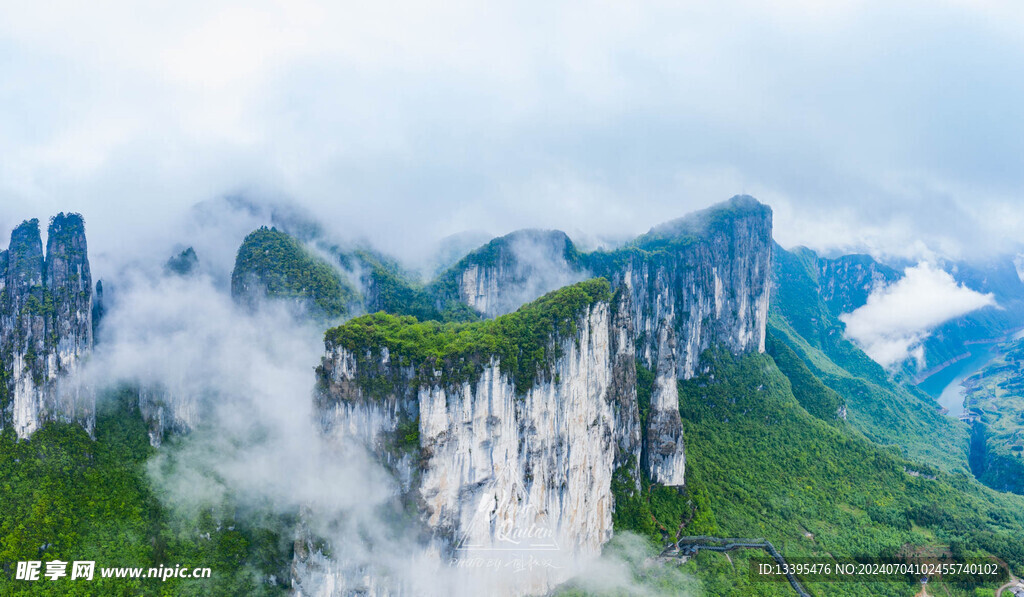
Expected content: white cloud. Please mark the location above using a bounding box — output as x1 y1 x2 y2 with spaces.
840 262 997 368
3 1 1024 267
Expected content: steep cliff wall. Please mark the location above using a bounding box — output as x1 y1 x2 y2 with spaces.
308 280 646 595
432 197 773 383
593 195 773 378
0 214 93 438
816 253 899 316
431 229 587 319
136 386 199 447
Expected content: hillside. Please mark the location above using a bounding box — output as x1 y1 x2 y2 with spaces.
230 226 358 318
673 350 1024 596
770 244 970 472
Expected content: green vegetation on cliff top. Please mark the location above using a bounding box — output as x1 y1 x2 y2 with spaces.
356 249 479 323
628 194 769 254
325 278 612 393
231 227 357 318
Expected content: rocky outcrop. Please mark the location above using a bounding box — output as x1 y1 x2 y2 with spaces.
435 229 587 318
136 385 199 447
165 246 199 276
643 324 686 485
435 196 774 379
596 195 773 380
308 281 641 595
817 254 900 316
298 199 776 595
0 214 93 438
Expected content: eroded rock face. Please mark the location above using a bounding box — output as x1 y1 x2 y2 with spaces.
644 325 686 486
604 196 773 380
817 254 899 316
600 196 772 485
447 230 587 319
297 198 776 595
308 295 640 596
0 214 93 438
436 196 774 381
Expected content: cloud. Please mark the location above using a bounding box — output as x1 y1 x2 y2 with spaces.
3 1 1024 267
839 262 997 368
81 253 664 595
82 266 454 593
558 533 698 596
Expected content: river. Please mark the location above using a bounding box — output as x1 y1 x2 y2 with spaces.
917 343 1000 417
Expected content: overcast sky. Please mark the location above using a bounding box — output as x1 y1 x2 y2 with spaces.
2 0 1024 270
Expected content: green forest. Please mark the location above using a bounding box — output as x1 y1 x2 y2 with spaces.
0 390 290 596
231 227 357 318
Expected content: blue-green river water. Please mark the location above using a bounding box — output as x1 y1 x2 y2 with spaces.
917 343 999 417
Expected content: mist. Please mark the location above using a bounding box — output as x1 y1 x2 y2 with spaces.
839 262 997 368
70 214 687 596
4 1 1024 267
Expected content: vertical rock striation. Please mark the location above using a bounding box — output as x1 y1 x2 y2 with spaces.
596 195 773 378
434 229 587 319
590 195 773 484
817 254 900 317
310 281 639 595
299 198 775 595
0 214 94 438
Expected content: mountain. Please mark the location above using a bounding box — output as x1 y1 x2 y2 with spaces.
816 252 900 315
231 226 359 318
769 243 969 471
9 197 1024 596
668 348 1024 597
308 279 639 595
772 246 1024 384
164 246 200 276
297 197 775 592
428 228 588 318
296 197 1024 596
0 214 94 438
914 257 1024 377
961 335 1024 495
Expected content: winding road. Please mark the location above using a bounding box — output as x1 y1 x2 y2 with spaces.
659 535 812 597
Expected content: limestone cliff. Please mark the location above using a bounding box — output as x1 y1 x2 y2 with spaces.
432 229 587 319
0 214 93 438
592 196 773 485
816 253 899 316
306 280 640 595
593 195 772 377
431 196 773 379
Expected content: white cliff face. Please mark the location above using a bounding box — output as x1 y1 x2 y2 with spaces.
1 215 94 439
11 353 42 437
449 199 773 382
417 303 631 591
440 201 770 487
612 206 773 381
644 325 686 486
310 298 640 596
458 264 501 317
450 230 587 319
137 386 203 447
